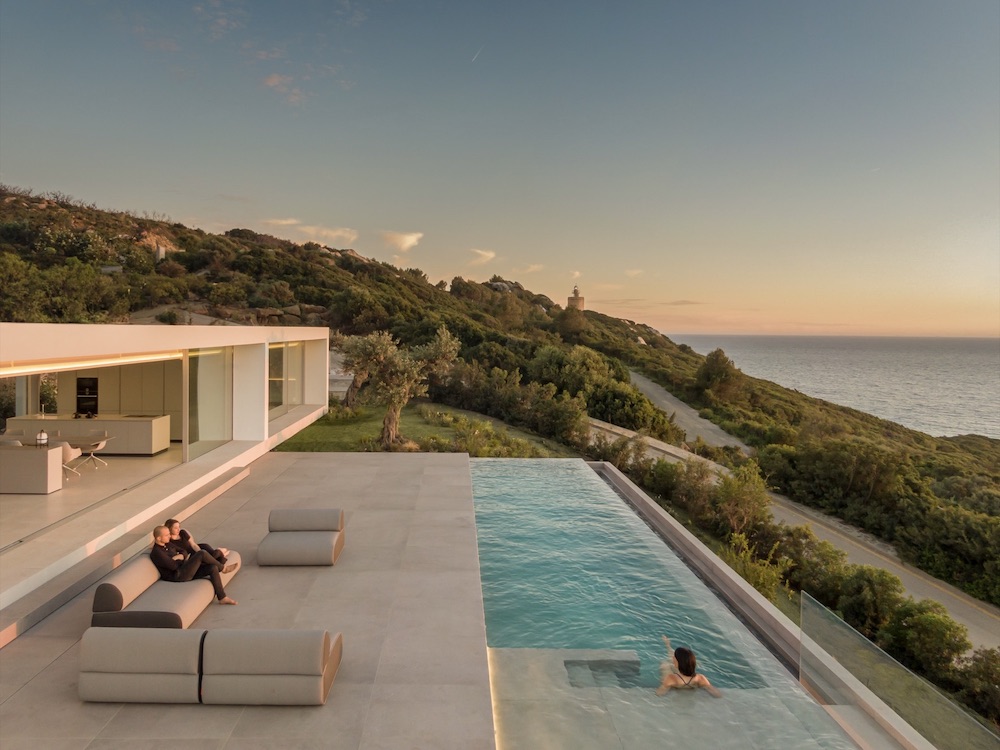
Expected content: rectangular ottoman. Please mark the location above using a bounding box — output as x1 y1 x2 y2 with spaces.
201 629 343 705
78 626 206 703
257 508 345 566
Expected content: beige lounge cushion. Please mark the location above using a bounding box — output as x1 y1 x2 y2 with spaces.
268 508 345 532
257 530 344 566
201 629 342 705
92 555 161 612
78 627 205 703
92 551 241 628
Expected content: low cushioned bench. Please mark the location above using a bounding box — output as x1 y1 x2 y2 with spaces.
257 508 345 566
79 627 343 705
79 627 205 703
91 549 241 628
202 629 343 705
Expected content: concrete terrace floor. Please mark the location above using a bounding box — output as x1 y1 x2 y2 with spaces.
0 451 869 750
0 452 496 750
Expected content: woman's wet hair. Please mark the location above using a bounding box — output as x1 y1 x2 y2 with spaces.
164 518 180 530
674 647 696 677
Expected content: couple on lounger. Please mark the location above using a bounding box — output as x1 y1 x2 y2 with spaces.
149 520 237 605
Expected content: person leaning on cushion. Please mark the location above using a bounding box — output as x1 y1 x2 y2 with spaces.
149 525 237 605
164 518 229 564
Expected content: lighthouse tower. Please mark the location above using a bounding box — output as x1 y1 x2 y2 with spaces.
567 285 585 311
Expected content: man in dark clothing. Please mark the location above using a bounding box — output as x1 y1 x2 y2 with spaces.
149 525 237 605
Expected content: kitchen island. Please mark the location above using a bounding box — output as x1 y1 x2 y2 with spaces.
7 414 171 455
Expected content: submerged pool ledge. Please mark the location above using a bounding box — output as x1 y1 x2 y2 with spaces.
588 460 936 750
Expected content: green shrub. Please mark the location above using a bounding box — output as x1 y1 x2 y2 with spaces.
720 533 791 602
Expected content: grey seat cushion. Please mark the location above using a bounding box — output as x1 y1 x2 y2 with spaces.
257 530 344 566
268 508 345 531
78 627 206 703
202 629 342 705
78 627 344 706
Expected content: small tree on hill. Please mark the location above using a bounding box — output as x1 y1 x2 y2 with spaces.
836 565 906 638
335 327 460 447
712 460 771 537
695 348 744 402
877 598 970 676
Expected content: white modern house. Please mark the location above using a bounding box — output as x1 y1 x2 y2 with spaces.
0 322 329 636
1 321 328 461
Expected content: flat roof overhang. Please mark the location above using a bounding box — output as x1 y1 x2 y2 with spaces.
0 322 329 378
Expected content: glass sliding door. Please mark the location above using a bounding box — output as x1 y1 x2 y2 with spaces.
267 341 305 426
188 347 233 460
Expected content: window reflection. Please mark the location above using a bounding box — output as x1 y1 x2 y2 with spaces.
188 347 233 459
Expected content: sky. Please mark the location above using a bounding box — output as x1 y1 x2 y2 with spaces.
1 1 998 337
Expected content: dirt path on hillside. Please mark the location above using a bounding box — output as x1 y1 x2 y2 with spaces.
603 376 1000 651
628 371 751 454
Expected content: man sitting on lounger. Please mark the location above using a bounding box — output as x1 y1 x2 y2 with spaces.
149 524 237 605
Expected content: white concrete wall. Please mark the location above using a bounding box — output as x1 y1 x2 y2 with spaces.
232 344 267 441
303 337 330 406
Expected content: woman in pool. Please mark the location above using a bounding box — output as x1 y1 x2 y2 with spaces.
165 518 229 564
656 635 721 697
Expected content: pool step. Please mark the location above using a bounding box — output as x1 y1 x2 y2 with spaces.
489 647 646 697
565 656 642 688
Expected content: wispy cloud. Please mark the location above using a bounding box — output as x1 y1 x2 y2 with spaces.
194 0 246 40
381 231 424 254
262 218 357 245
217 193 252 203
514 264 544 274
625 269 643 278
662 299 703 306
297 224 359 245
244 40 284 61
132 24 180 52
597 298 646 306
469 248 496 266
571 270 581 280
335 0 368 28
262 73 305 104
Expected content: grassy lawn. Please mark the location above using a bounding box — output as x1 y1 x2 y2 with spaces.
275 401 583 457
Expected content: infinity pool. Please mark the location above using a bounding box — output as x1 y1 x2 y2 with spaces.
472 458 771 687
472 458 858 750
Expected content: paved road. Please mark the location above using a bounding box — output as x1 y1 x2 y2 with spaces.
614 373 1000 651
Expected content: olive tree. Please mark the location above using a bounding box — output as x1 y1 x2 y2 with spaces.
335 327 460 447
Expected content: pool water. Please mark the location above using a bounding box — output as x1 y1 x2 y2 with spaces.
472 458 860 750
472 458 773 689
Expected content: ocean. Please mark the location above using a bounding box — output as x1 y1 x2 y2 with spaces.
670 335 1000 439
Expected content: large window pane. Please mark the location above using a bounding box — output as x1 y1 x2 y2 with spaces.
188 347 232 460
268 341 304 421
268 343 284 414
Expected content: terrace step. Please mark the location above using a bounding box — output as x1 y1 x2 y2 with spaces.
0 466 249 648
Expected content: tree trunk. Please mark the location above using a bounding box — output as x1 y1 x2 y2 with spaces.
342 373 366 408
380 404 403 447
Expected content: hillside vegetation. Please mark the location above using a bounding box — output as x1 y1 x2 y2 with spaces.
1 185 997 608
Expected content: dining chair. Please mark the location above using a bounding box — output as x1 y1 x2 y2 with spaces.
55 441 83 477
78 431 109 469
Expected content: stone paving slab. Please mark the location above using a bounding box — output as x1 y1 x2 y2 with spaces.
0 452 496 750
